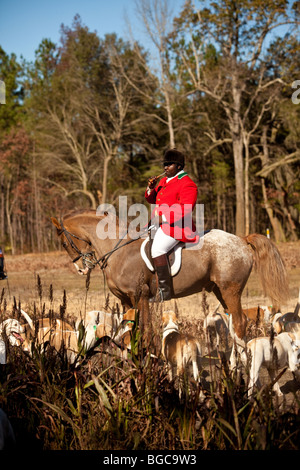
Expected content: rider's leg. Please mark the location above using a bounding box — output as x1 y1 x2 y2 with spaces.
150 228 179 301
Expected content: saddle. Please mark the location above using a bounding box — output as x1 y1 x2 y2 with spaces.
140 236 184 277
140 231 208 276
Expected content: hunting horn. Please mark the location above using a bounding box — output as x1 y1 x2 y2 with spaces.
148 172 166 186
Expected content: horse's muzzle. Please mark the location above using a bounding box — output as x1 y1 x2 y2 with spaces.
74 263 90 276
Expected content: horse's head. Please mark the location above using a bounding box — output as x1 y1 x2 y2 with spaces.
51 217 96 275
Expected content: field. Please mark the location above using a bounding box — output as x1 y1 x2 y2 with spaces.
1 241 300 451
3 241 300 320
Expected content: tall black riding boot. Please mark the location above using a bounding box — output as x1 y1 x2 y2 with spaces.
151 254 173 301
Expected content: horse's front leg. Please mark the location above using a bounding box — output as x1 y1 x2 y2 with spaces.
137 284 151 345
136 283 161 355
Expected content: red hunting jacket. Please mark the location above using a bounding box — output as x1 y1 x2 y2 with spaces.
145 171 198 243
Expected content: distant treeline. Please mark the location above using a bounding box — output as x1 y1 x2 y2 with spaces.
0 1 299 253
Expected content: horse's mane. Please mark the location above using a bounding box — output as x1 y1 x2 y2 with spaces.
62 208 123 226
62 209 101 221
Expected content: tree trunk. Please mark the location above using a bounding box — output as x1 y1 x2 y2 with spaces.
244 135 250 236
33 152 43 253
101 155 112 205
0 175 4 241
164 89 175 147
261 178 286 242
216 192 221 228
222 192 227 231
260 126 286 242
232 135 245 236
5 178 15 254
227 76 245 236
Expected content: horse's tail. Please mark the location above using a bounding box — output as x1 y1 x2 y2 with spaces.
244 233 289 309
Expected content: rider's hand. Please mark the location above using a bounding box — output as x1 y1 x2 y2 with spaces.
147 176 157 190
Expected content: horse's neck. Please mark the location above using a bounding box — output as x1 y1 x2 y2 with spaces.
78 216 127 256
89 234 117 259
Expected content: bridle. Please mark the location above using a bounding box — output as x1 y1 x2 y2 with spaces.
58 220 149 271
57 221 98 271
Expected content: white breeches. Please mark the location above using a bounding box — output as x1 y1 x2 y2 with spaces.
151 227 179 258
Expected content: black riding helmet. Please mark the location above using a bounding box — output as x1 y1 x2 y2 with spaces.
163 148 185 168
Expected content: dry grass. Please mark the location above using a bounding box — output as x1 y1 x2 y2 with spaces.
1 285 300 451
0 244 299 450
3 242 300 322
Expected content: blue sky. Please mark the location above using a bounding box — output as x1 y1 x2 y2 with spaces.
0 0 181 62
0 0 293 65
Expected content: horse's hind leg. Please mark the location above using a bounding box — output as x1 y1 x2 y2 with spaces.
213 283 247 341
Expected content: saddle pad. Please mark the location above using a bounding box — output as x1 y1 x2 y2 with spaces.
140 237 182 277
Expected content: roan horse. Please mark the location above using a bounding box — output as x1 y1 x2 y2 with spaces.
51 210 289 342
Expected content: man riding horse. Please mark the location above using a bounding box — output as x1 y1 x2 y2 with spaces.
145 148 198 301
51 147 289 343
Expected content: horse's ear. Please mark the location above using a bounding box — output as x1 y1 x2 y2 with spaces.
51 217 61 230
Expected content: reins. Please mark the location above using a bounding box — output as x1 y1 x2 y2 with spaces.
96 235 138 269
96 225 150 268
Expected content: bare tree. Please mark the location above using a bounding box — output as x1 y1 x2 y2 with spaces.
29 21 153 207
122 0 183 149
169 0 299 235
36 95 98 208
